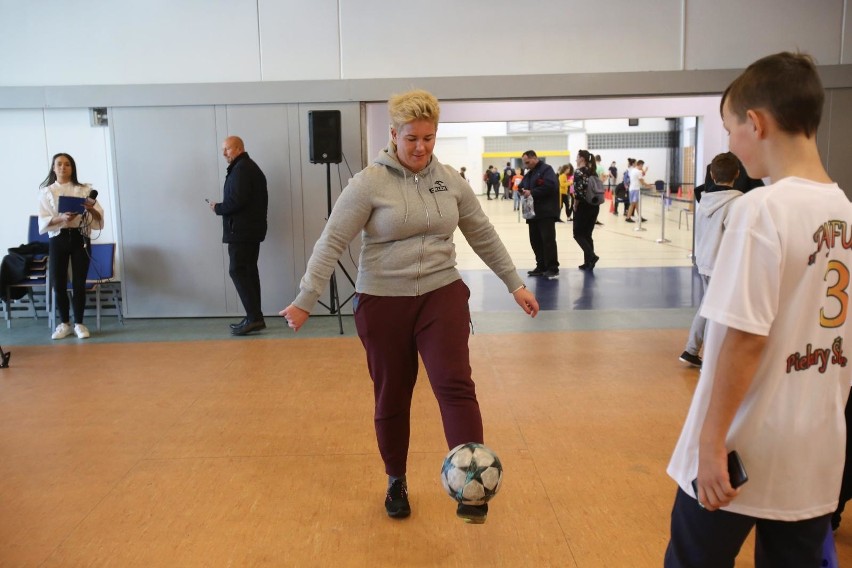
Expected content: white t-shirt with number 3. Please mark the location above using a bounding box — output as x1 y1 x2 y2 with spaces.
668 177 852 521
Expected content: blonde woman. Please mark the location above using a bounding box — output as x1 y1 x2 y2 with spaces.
281 90 538 524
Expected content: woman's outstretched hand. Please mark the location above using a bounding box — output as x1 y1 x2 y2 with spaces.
513 287 539 317
280 304 310 332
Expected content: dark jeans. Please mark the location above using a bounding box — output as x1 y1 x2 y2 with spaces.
49 229 90 324
573 203 599 265
528 218 558 272
664 487 830 568
487 182 500 199
354 279 482 477
227 241 262 321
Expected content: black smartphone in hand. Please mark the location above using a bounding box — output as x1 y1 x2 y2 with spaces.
692 450 749 495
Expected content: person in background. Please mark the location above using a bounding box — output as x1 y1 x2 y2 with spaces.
501 162 514 200
280 89 539 525
38 153 105 340
626 159 648 223
608 160 618 191
459 166 468 180
678 152 743 369
558 163 574 221
209 136 268 336
571 150 601 270
520 150 560 279
486 165 501 200
594 154 606 226
510 167 524 211
665 51 852 567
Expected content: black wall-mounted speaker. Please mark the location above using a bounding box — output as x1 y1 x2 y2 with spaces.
308 110 342 164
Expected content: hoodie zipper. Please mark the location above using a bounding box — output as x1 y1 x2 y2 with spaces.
413 173 430 296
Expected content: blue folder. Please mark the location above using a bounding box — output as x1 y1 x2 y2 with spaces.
58 196 86 214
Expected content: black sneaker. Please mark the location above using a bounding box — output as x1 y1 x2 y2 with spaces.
543 269 559 279
625 218 635 223
527 269 545 276
385 478 411 518
679 351 702 368
457 502 488 524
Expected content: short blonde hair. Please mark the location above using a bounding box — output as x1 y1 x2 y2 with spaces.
388 89 440 131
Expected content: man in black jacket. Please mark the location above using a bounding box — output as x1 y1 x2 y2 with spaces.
210 136 268 335
519 150 560 279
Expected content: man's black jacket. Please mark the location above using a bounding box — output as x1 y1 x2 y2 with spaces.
520 160 560 221
215 152 268 243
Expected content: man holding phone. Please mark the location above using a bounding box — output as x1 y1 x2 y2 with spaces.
209 136 268 335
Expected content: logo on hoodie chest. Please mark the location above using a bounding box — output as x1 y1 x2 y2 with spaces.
428 180 449 194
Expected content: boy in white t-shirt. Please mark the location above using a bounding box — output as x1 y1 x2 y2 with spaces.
665 52 852 567
625 160 648 222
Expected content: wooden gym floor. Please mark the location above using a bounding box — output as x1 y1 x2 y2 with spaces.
1 198 849 566
1 323 850 567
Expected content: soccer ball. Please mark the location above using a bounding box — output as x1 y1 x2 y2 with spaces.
440 442 503 505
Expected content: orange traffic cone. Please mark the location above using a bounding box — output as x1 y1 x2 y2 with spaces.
677 186 683 198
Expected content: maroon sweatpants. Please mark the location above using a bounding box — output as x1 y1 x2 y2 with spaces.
353 279 484 477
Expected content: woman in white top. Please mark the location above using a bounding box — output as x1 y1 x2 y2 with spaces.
37 153 105 339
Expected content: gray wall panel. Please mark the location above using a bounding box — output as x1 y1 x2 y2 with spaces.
340 0 682 78
111 102 363 319
112 106 225 317
825 89 852 198
685 0 844 69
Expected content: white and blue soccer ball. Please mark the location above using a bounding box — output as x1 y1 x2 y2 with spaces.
440 442 503 505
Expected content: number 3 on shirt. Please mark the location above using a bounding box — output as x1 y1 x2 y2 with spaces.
821 260 850 328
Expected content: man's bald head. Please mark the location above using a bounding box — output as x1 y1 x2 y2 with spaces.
222 136 246 164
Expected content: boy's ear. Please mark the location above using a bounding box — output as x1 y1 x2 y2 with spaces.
746 109 770 139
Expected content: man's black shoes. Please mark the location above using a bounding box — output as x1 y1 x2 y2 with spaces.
231 319 266 336
229 318 247 330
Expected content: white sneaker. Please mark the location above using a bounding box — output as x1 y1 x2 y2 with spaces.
74 324 90 339
51 322 72 340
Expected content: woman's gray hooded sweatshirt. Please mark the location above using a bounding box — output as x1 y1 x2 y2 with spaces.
293 146 524 312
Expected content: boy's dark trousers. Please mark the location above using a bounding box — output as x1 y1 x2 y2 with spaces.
665 487 830 568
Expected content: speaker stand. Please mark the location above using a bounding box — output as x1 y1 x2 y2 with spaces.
315 162 356 335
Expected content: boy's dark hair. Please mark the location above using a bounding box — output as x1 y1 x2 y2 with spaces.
709 152 740 185
721 51 824 138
